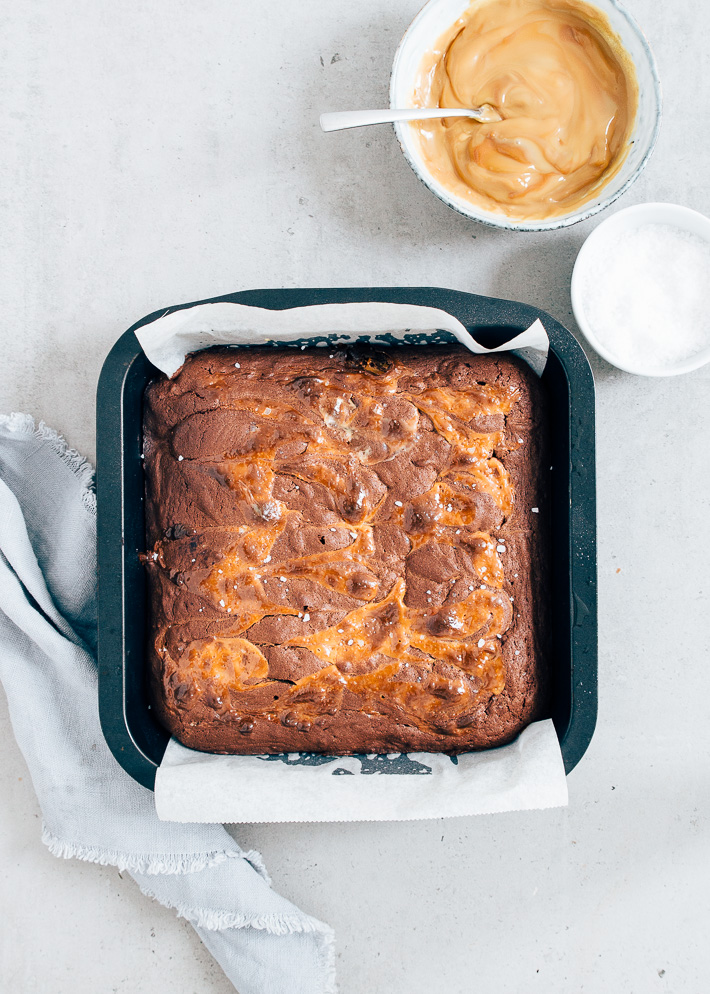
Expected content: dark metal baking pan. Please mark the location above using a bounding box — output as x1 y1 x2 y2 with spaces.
97 287 597 790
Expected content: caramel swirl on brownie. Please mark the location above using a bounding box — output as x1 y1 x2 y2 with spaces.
142 344 549 754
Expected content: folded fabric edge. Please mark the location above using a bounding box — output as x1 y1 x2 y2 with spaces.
138 885 337 994
0 413 96 513
41 826 271 881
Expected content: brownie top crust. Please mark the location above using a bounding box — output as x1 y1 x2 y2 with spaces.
143 343 549 754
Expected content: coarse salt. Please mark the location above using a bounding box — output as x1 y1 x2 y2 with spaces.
578 222 710 370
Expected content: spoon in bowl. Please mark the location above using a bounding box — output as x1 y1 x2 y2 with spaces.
320 105 501 132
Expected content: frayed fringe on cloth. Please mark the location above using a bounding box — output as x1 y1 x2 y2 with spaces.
44 827 337 992
42 827 271 883
0 413 96 513
140 883 333 936
139 882 338 994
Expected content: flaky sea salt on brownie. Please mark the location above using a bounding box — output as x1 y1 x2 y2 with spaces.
142 344 549 754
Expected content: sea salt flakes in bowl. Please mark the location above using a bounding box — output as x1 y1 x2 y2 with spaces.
571 203 710 375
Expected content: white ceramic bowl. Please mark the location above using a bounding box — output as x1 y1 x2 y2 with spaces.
571 202 710 376
390 0 662 231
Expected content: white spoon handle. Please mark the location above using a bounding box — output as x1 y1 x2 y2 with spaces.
319 107 480 132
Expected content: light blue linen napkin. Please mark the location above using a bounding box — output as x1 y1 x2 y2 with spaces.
0 413 335 994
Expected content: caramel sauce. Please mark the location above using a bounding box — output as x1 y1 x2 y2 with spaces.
217 459 284 519
159 354 522 736
291 579 508 661
411 0 638 220
168 581 507 731
416 384 519 417
204 520 384 619
169 637 270 712
444 463 513 515
414 407 501 455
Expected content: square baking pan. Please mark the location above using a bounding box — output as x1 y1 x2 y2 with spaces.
96 286 597 790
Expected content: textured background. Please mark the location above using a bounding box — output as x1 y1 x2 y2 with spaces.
1 1 709 991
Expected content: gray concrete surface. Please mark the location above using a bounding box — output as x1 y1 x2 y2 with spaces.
1 1 709 991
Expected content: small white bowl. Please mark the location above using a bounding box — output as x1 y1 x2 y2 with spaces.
571 203 710 376
390 0 662 232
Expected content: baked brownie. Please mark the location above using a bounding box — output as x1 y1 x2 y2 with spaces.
142 344 549 753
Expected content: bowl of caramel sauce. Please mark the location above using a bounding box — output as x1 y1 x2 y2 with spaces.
390 0 661 230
